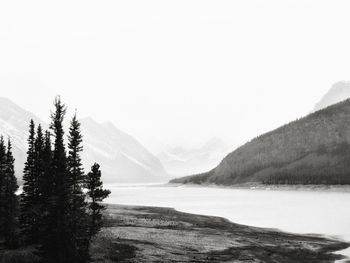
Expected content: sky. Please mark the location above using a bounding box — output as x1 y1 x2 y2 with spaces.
1 0 350 153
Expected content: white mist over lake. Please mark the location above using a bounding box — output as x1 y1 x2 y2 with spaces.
106 184 350 257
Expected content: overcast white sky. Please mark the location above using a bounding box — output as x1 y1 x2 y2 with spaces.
1 0 350 152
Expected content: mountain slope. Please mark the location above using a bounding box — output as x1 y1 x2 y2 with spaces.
157 137 235 177
80 118 167 183
0 98 168 183
0 97 43 182
314 81 350 111
172 99 350 185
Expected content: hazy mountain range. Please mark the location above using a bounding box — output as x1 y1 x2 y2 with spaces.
0 97 168 183
157 137 235 177
172 82 350 185
4 81 350 185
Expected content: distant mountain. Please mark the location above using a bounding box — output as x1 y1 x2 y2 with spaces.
0 97 43 182
80 118 168 183
314 81 350 111
171 99 350 185
0 97 168 183
158 137 234 177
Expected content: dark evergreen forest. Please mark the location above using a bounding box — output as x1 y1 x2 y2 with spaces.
0 97 110 263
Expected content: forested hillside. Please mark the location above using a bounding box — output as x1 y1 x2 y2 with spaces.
172 99 350 185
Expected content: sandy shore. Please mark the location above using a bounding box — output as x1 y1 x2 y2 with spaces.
90 204 350 263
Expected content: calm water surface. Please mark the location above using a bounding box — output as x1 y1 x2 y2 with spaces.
106 184 350 258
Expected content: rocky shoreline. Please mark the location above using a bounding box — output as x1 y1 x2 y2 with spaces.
91 204 350 262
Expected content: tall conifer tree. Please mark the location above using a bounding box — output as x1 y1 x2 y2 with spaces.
67 113 89 262
41 130 53 209
0 136 7 239
34 125 46 245
20 119 39 244
43 131 53 179
40 130 53 212
35 125 44 201
44 96 71 263
36 130 53 259
3 139 19 248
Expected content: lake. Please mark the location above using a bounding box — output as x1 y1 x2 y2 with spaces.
106 184 350 259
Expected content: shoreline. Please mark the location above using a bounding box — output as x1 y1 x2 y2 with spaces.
91 204 350 262
164 182 350 192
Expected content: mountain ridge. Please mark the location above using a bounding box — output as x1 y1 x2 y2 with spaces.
171 99 350 185
0 97 168 183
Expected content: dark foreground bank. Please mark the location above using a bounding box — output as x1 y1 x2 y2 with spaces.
90 204 350 263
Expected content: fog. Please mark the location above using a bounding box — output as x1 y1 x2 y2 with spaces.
1 1 350 151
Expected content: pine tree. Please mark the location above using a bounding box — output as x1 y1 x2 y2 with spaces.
85 163 110 238
43 96 71 263
8 97 112 262
20 119 39 244
40 130 53 216
0 136 7 240
67 113 90 262
35 125 45 203
42 131 53 181
34 130 53 259
3 139 19 248
33 125 47 245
